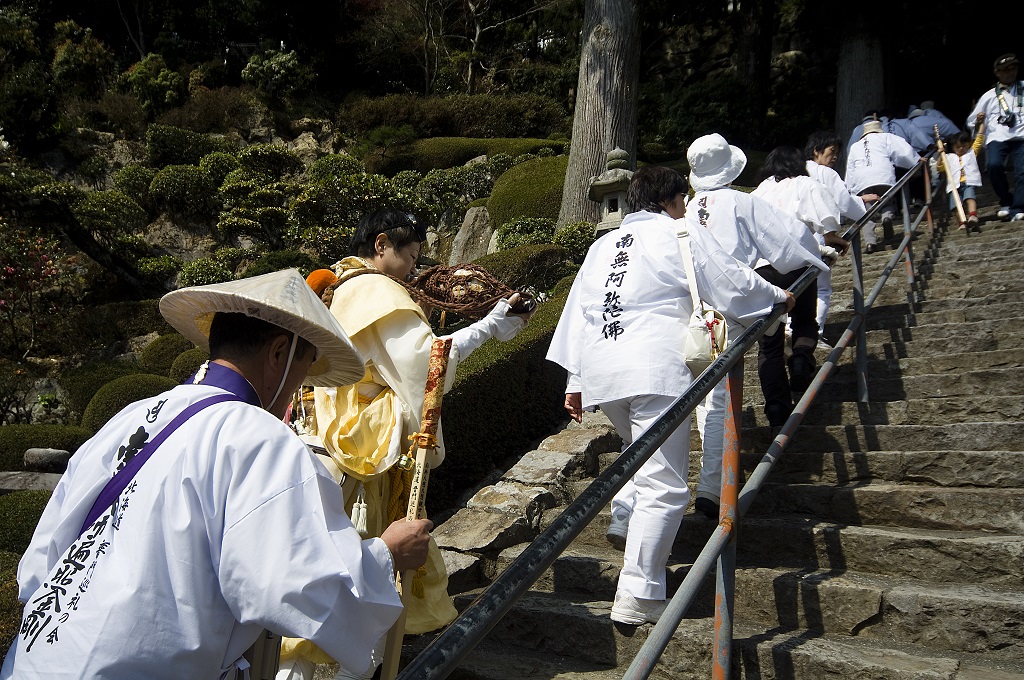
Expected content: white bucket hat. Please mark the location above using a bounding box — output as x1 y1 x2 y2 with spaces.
159 268 365 387
687 133 747 191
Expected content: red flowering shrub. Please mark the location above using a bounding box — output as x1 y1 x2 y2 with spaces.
0 220 66 358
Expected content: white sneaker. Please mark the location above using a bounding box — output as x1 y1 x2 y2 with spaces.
816 338 833 351
998 207 1011 219
1013 212 1024 222
606 507 630 551
611 591 666 625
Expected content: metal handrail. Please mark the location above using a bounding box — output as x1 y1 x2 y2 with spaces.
396 160 934 680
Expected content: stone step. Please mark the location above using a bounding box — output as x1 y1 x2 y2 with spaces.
455 570 1024 664
749 482 1024 534
732 366 1024 404
738 396 1024 427
671 516 1024 589
406 616 1024 680
0 471 62 495
737 422 1024 455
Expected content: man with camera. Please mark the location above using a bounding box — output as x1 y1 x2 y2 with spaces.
969 53 1024 222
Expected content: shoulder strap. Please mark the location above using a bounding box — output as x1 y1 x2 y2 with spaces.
676 225 705 315
80 393 241 534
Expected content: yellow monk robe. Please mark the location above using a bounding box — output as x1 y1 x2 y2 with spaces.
281 258 458 667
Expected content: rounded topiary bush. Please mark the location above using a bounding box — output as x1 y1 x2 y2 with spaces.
553 220 597 264
149 164 217 216
169 347 209 384
0 490 52 553
551 272 577 298
139 333 195 375
146 123 234 167
487 155 567 231
473 243 576 292
241 250 324 279
73 190 147 240
307 154 364 185
112 164 157 211
179 257 234 287
238 143 303 178
496 217 555 251
199 151 240 188
0 425 92 472
61 360 144 420
81 374 178 432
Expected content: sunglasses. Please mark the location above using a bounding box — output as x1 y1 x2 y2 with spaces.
381 213 427 243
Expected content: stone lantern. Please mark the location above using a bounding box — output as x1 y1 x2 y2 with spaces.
588 148 633 236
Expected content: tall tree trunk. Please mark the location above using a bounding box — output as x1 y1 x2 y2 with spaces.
734 0 776 140
835 8 884 163
556 0 639 230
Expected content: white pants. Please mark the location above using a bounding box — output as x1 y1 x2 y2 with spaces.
695 381 726 503
816 265 832 334
275 658 315 680
601 394 691 600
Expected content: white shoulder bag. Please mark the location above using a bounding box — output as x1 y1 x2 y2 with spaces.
677 227 728 376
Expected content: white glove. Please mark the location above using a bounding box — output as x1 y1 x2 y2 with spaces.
445 299 525 358
818 244 839 265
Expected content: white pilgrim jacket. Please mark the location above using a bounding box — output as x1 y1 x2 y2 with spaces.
546 210 787 409
805 161 866 221
844 132 920 195
751 176 842 235
2 366 402 680
684 187 828 275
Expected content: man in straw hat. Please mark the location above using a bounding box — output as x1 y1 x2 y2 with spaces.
845 115 921 252
1 269 431 680
967 53 1024 222
683 133 830 519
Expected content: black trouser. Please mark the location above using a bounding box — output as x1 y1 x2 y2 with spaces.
755 265 818 420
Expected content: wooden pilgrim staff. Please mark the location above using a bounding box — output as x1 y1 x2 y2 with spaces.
934 124 968 227
380 337 452 680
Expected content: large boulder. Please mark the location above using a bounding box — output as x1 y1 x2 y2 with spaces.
448 206 494 265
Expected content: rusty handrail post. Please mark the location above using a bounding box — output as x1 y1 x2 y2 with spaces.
711 363 742 679
901 186 917 300
923 162 935 235
851 229 869 402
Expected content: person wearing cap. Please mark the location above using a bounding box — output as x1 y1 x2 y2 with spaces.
546 166 793 625
278 208 533 679
967 53 1024 221
845 117 921 252
1 269 433 680
684 133 828 515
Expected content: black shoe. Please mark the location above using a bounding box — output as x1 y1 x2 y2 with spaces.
694 497 719 519
764 402 793 428
882 215 895 240
865 243 880 254
788 352 816 393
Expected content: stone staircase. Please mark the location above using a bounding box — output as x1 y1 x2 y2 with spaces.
414 214 1024 679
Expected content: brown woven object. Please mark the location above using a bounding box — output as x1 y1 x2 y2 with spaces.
323 264 534 321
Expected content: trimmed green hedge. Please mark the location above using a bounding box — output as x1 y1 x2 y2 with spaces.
1 549 23 658
81 374 178 432
60 360 144 421
432 288 569 510
140 333 195 375
0 490 51 553
473 244 577 293
0 491 51 653
486 155 567 231
0 425 91 472
146 123 234 168
370 137 567 176
241 250 325 279
169 348 209 384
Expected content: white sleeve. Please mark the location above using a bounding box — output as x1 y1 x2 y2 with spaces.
889 136 921 169
218 467 402 675
444 299 525 357
688 228 788 327
804 182 842 234
744 194 828 273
